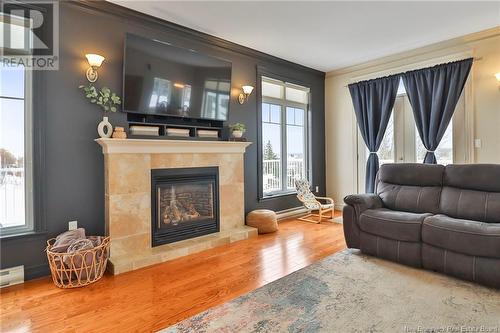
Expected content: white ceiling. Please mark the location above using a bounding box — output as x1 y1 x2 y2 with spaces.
110 1 500 72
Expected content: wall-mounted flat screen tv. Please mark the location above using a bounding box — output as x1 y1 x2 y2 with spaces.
123 33 232 121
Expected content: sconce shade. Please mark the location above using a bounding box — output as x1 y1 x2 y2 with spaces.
238 85 255 104
242 85 254 95
86 54 105 67
495 73 500 82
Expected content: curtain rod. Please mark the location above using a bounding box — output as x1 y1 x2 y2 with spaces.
343 57 481 88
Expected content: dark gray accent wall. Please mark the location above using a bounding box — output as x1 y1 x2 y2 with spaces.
0 1 326 280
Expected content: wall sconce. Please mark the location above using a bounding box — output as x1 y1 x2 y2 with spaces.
238 85 254 104
85 54 105 83
495 73 500 82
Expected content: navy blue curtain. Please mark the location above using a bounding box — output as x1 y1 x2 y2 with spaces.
402 58 473 164
349 76 400 193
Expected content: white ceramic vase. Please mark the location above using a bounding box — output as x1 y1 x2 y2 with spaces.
232 130 243 138
97 116 113 138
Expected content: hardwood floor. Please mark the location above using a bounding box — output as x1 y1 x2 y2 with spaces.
0 216 346 333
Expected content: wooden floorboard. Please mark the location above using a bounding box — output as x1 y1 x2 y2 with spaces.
0 215 346 333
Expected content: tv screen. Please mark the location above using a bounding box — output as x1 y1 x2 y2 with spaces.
123 33 232 121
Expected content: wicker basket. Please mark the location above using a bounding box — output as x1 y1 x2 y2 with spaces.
46 236 110 288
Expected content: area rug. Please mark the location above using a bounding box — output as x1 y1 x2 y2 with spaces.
162 249 500 333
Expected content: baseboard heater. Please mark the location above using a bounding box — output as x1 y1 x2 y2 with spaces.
0 265 24 288
276 207 309 220
276 206 344 224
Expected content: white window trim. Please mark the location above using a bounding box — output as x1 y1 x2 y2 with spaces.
261 76 310 197
0 14 34 236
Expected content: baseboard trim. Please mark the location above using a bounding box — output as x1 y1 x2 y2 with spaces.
334 203 345 211
25 263 50 281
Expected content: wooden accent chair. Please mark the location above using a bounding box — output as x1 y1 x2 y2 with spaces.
295 179 335 223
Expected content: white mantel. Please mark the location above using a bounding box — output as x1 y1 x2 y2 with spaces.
96 137 256 274
95 138 252 154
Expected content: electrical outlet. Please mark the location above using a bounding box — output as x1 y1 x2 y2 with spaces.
315 186 319 192
68 220 78 231
474 139 482 148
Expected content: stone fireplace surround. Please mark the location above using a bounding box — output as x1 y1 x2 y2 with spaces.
96 138 256 274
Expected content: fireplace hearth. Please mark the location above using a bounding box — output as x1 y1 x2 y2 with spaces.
151 167 219 247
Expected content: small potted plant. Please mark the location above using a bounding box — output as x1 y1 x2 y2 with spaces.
79 84 121 138
229 123 246 138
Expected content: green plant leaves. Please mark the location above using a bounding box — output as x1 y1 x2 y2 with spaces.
229 122 246 132
79 83 121 113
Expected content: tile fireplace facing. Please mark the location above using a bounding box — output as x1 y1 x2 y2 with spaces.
96 139 257 274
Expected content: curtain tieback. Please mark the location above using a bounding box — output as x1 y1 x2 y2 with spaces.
427 150 435 153
369 151 377 154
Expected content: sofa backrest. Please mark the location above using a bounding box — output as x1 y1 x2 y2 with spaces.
376 163 444 214
440 164 500 223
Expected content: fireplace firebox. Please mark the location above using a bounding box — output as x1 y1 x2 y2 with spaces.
151 167 219 247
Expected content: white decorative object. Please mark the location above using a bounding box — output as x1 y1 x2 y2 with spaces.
97 116 113 138
232 130 243 138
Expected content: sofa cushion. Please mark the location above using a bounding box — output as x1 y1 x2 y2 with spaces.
444 164 500 192
359 208 431 242
377 182 442 214
422 214 500 258
377 163 444 214
378 163 445 187
440 187 500 223
441 164 500 223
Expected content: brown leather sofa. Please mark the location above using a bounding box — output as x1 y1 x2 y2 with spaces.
343 163 500 288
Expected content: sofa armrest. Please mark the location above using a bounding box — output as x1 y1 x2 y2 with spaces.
342 194 383 249
344 194 383 214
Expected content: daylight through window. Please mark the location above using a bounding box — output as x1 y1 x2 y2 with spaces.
261 76 309 196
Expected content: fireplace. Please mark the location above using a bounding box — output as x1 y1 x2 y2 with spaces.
151 167 220 247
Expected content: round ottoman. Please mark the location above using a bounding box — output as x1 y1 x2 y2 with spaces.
246 209 278 234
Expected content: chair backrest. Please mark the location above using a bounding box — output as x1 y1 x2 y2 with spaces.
295 179 310 195
295 179 320 210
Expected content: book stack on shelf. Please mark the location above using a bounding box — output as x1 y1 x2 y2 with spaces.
129 125 160 137
166 127 190 137
197 129 219 139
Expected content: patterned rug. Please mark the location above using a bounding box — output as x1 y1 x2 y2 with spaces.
162 249 500 333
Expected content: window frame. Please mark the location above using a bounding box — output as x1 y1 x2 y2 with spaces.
0 63 34 236
0 5 46 238
257 71 311 200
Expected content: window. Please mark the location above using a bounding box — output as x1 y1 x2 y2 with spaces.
416 121 453 165
261 76 309 196
357 78 467 192
377 113 395 165
0 14 34 235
